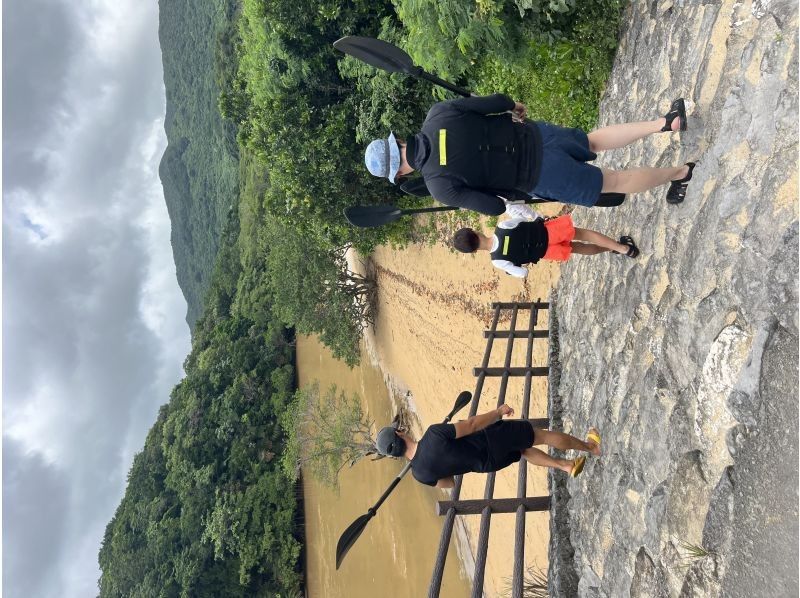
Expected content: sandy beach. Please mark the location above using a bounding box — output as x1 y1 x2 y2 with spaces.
358 208 569 597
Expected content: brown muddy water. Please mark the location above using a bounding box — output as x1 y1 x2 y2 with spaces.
296 335 472 598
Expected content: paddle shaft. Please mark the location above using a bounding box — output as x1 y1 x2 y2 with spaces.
400 206 461 216
416 70 471 98
370 462 412 514
398 197 549 217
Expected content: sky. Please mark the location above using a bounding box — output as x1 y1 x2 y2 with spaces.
3 0 192 596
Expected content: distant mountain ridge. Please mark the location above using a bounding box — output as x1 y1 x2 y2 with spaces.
158 0 239 329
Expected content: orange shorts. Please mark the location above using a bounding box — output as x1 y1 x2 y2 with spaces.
542 215 575 261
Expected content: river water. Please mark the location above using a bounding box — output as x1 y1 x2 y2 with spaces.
296 335 473 598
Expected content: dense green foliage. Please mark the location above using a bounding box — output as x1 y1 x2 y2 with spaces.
471 0 624 130
99 213 304 597
226 0 429 253
159 0 241 328
232 151 377 366
281 383 377 490
395 0 621 88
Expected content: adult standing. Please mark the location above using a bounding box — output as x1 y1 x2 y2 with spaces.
376 404 601 487
364 94 695 215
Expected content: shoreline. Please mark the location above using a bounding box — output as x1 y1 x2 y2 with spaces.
360 315 479 589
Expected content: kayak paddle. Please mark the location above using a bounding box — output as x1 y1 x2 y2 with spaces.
334 36 627 222
333 35 472 98
335 390 473 569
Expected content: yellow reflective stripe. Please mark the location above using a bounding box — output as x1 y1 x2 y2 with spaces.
502 236 510 255
439 129 447 165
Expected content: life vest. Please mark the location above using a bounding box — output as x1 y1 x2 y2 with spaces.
407 95 544 212
490 220 548 265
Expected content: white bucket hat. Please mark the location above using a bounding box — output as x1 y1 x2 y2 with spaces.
364 132 401 184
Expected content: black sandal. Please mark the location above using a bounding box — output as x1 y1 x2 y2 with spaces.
661 97 687 132
666 162 697 204
618 235 639 258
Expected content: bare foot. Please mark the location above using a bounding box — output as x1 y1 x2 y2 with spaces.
585 427 601 456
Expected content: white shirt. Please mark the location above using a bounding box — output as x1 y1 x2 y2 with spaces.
490 203 544 278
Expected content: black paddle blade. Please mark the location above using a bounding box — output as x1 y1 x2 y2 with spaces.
454 391 472 413
336 513 373 569
334 36 418 75
344 205 402 228
444 391 472 423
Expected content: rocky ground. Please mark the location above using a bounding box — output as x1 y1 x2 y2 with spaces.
548 0 798 596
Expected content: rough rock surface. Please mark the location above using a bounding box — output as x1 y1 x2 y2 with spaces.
549 1 798 596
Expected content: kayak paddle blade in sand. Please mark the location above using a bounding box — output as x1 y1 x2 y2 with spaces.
335 391 473 569
333 36 472 98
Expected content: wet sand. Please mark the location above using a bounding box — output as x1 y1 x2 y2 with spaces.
361 210 567 597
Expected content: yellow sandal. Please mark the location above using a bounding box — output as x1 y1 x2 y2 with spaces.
587 428 601 449
570 456 586 478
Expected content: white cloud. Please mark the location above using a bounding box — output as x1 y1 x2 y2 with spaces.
3 0 192 596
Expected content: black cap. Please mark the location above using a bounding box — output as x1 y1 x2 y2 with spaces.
376 425 405 457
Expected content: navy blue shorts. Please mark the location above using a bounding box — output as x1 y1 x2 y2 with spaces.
531 122 603 207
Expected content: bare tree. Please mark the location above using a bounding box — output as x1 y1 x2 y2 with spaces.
281 382 378 490
328 243 377 327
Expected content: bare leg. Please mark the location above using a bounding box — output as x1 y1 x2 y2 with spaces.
532 428 598 454
587 118 678 152
573 227 629 254
602 164 689 194
570 242 608 256
522 446 574 474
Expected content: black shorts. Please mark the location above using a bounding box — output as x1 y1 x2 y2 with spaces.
484 420 535 471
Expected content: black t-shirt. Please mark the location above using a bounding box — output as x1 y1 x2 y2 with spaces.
411 423 492 486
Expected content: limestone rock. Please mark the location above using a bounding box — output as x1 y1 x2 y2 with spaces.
548 0 799 595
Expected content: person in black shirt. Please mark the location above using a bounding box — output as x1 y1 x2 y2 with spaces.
364 95 696 215
375 404 601 488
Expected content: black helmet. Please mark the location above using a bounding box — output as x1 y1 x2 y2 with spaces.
376 425 406 457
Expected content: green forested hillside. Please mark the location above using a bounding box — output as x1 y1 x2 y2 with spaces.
98 212 304 596
159 0 240 328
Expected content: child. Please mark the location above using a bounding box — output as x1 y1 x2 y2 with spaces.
452 203 638 278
